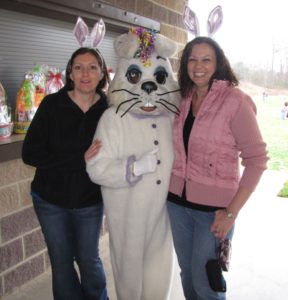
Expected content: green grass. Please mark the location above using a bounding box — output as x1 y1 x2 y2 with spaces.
277 180 288 197
252 95 288 171
251 95 288 197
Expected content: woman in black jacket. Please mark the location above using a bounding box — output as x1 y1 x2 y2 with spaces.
22 47 110 300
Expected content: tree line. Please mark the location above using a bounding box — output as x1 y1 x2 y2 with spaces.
233 62 288 89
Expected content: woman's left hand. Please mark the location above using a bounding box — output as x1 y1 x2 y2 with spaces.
210 209 235 240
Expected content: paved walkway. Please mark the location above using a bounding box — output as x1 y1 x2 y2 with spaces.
3 170 288 300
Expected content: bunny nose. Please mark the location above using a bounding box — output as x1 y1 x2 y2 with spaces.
141 81 157 94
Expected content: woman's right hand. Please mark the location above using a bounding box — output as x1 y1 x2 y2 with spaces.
85 139 101 162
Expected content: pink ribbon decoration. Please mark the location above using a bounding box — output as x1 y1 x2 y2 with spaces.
73 17 89 47
182 6 200 36
207 6 223 37
48 71 62 80
45 71 64 95
90 18 106 49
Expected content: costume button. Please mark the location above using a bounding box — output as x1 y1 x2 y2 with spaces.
154 140 159 145
156 180 161 184
157 160 161 165
152 124 157 128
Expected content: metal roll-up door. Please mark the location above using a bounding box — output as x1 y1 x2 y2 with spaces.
0 8 118 108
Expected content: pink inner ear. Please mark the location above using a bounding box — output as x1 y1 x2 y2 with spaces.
182 6 200 36
73 16 89 47
91 18 106 49
207 6 223 37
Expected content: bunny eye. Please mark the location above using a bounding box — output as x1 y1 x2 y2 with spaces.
154 67 168 84
126 65 142 84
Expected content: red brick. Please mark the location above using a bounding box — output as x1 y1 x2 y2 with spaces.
1 207 40 243
152 4 167 23
24 229 46 258
115 0 136 11
168 10 178 26
136 0 153 18
0 239 23 272
4 255 44 294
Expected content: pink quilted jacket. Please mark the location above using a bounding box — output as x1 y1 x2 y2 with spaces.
169 80 268 207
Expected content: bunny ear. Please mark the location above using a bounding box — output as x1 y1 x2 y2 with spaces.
182 6 200 36
207 5 223 37
90 18 106 49
73 17 89 46
154 33 178 58
114 31 139 58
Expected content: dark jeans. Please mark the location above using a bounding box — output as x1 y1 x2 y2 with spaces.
32 194 108 300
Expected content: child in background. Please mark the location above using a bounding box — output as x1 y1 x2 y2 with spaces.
281 101 288 119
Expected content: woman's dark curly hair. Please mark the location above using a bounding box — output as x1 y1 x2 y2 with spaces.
65 47 110 94
178 36 239 98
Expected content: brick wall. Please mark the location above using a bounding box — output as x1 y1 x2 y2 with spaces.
0 159 48 297
0 0 188 297
0 158 108 298
100 0 189 70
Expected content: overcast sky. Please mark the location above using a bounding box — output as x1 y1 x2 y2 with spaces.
187 0 288 70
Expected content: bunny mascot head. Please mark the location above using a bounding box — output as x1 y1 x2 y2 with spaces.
108 27 180 117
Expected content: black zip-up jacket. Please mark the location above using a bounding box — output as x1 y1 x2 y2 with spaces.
22 87 108 208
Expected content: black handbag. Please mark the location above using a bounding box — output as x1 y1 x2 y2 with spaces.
205 238 232 292
206 259 227 292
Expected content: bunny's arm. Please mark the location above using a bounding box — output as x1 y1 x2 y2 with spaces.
86 107 140 188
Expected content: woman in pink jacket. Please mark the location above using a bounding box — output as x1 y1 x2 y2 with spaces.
167 37 268 300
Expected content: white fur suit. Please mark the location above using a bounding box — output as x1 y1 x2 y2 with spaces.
86 28 180 300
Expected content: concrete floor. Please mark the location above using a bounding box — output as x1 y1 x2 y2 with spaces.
1 234 184 300
3 170 288 300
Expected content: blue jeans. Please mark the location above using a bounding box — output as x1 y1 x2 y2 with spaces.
167 201 234 300
32 194 108 300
